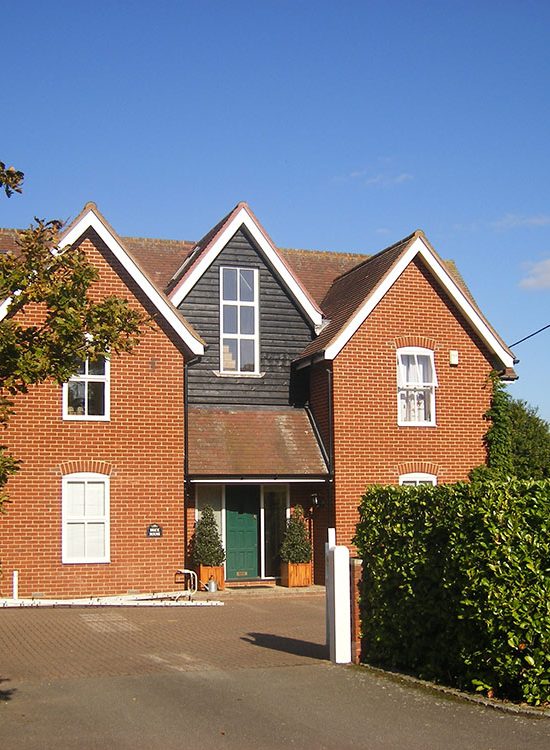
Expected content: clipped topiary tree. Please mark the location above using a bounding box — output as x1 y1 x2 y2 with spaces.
191 505 225 567
280 505 312 587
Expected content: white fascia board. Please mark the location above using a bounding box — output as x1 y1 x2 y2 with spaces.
169 207 323 328
0 297 12 321
324 236 515 369
60 210 204 356
324 239 420 360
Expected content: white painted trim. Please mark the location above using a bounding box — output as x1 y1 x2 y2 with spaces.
323 236 515 369
62 356 111 421
62 472 110 564
0 297 12 319
190 478 327 483
219 266 260 374
169 206 323 328
60 209 204 356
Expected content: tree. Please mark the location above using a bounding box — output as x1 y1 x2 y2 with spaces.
0 164 145 514
471 372 550 481
280 505 312 564
190 506 225 567
508 399 550 480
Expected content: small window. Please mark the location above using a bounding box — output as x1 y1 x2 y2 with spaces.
63 357 110 420
397 348 437 426
62 473 110 563
220 267 259 374
399 473 437 486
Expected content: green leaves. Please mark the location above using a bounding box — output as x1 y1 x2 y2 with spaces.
354 479 550 705
280 505 312 563
190 506 226 567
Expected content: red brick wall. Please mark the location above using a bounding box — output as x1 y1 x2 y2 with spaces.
0 230 188 598
331 257 495 550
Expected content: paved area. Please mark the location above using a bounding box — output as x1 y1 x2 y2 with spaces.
1 591 548 749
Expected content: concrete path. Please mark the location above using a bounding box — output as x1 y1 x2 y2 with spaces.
0 592 548 749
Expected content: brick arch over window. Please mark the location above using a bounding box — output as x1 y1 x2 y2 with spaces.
58 460 113 476
396 460 441 478
393 335 438 351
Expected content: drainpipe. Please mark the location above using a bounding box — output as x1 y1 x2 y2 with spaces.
184 355 201 566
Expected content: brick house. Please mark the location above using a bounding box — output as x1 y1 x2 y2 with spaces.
0 202 516 597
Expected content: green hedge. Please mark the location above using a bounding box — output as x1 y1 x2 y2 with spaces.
354 479 550 705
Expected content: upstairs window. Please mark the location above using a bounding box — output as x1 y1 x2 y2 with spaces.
397 348 437 426
399 473 437 486
63 357 110 420
220 266 259 374
62 473 110 563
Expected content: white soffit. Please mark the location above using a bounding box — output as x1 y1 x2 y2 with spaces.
324 236 515 369
169 206 323 328
59 209 204 356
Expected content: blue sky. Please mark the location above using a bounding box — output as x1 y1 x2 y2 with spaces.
3 1 550 419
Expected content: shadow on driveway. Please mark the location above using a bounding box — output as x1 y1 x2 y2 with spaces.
242 632 328 660
0 677 16 702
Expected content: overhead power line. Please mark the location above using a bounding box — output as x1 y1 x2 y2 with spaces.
509 323 550 348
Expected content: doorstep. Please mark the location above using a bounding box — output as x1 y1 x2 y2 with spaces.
224 577 277 589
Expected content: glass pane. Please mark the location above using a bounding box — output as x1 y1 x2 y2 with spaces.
66 482 85 516
222 339 238 371
418 355 432 384
223 305 238 334
196 485 223 535
239 269 254 301
403 355 418 384
86 523 105 558
66 523 85 558
87 382 105 416
401 481 417 486
240 306 254 335
240 340 255 372
264 487 287 577
222 268 237 301
86 482 105 517
67 381 85 415
89 357 106 376
74 359 86 375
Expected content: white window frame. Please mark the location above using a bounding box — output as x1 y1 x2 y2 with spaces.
219 266 259 375
397 347 437 426
62 473 110 564
63 357 110 421
399 473 437 486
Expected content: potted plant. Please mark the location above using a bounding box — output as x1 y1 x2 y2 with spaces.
191 505 226 590
280 505 312 587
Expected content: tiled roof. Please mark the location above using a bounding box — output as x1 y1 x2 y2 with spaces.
298 233 417 359
122 236 194 290
280 248 368 305
188 406 328 477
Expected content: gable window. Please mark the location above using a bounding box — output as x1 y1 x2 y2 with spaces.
62 473 110 563
399 473 437 486
63 357 110 420
220 266 259 374
397 348 437 426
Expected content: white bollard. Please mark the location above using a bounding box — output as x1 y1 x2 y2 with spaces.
325 532 351 664
12 569 19 600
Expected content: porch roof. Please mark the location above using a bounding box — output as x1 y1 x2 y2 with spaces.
187 406 329 478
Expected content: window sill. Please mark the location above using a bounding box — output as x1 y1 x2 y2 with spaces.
397 421 437 427
212 371 265 379
62 559 111 565
63 415 110 422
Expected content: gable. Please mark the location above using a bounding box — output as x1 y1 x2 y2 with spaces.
178 226 315 407
168 203 324 330
58 204 205 356
296 232 516 373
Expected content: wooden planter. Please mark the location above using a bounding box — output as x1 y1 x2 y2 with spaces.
280 562 312 588
196 564 225 591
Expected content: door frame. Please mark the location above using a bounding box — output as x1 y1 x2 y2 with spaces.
194 482 290 579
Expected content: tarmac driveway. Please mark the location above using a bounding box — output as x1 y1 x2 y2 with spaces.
1 591 548 749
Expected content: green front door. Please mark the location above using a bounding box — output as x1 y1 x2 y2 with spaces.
225 486 260 579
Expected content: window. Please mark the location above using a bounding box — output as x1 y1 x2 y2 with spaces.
62 473 110 563
220 267 259 373
399 473 437 486
397 348 437 425
63 357 110 420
